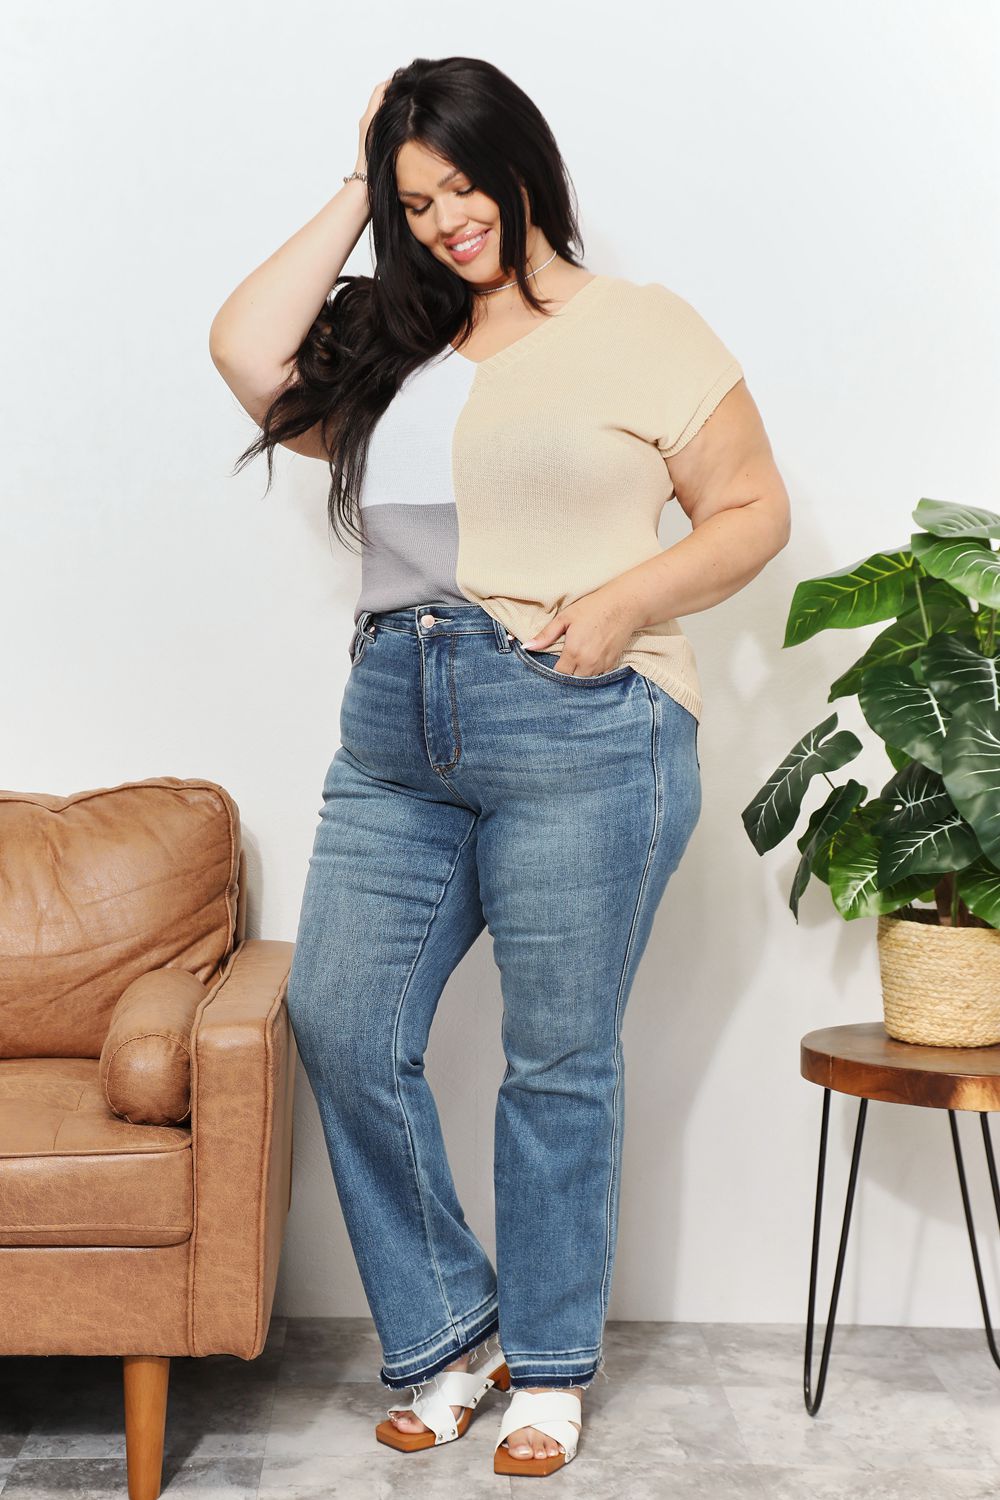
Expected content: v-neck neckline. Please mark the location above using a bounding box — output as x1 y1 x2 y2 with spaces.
445 273 610 376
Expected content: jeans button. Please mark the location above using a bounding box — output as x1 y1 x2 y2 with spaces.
420 613 436 627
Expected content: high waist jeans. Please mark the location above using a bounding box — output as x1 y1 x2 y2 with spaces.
285 602 701 1392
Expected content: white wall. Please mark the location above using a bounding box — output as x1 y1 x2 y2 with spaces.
5 0 999 1332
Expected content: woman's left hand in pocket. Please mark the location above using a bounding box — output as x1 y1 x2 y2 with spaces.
520 588 639 677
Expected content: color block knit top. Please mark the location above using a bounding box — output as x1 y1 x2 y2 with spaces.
354 272 744 722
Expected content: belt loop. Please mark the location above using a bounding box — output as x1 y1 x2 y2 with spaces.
358 609 376 640
493 617 513 653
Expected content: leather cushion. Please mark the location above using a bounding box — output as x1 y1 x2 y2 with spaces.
0 778 241 1059
0 1057 193 1247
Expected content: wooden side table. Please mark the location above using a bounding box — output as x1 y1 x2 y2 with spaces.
800 1021 1000 1414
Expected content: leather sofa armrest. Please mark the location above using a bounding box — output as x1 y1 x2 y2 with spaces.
188 936 296 1358
100 968 208 1125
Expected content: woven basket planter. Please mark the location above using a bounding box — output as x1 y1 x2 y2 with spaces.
877 908 1000 1046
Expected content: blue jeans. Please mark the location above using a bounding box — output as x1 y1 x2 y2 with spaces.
285 602 701 1392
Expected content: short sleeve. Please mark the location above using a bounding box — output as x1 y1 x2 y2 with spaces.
642 282 744 460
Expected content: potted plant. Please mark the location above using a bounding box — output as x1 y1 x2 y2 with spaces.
743 497 1000 1047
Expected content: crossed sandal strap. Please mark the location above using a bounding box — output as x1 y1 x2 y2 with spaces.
496 1389 583 1458
387 1361 504 1443
391 1383 461 1443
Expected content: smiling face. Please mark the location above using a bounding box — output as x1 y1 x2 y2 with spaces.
395 138 539 291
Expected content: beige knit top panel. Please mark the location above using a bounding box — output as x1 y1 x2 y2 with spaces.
451 273 743 724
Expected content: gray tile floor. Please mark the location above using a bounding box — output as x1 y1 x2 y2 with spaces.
3 1318 1000 1497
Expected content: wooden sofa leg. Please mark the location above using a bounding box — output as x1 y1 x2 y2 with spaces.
122 1354 170 1500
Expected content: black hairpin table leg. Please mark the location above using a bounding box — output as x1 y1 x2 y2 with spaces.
949 1109 1000 1369
803 1086 868 1414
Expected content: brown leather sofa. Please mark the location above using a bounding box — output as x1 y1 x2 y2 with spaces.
0 777 297 1500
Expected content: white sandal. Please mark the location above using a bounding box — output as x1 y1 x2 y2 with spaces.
375 1336 511 1450
494 1388 583 1475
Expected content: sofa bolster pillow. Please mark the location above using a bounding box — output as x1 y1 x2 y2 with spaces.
100 968 208 1124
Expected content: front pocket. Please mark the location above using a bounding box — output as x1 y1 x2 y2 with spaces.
510 639 634 687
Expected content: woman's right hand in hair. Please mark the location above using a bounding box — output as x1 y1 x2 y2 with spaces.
356 79 390 174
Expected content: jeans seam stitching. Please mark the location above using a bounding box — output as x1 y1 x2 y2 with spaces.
389 813 480 1330
598 677 663 1328
438 632 462 771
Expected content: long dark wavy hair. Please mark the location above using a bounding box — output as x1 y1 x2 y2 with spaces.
231 55 586 553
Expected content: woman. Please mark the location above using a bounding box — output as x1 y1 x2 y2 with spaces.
209 55 790 1478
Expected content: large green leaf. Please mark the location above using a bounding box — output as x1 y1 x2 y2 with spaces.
874 719 996 888
858 661 950 772
783 549 915 647
917 632 1000 712
875 759 952 829
828 588 972 701
939 699 1000 866
789 780 866 919
913 497 1000 541
910 532 1000 609
876 803 980 885
742 714 863 854
827 801 940 920
956 858 1000 927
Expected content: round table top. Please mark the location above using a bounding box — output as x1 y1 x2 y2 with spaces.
801 1022 1000 1112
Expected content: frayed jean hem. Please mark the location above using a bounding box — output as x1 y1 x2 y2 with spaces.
505 1348 608 1392
379 1303 501 1390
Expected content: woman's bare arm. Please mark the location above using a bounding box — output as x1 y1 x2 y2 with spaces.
209 80 387 458
209 177 370 375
